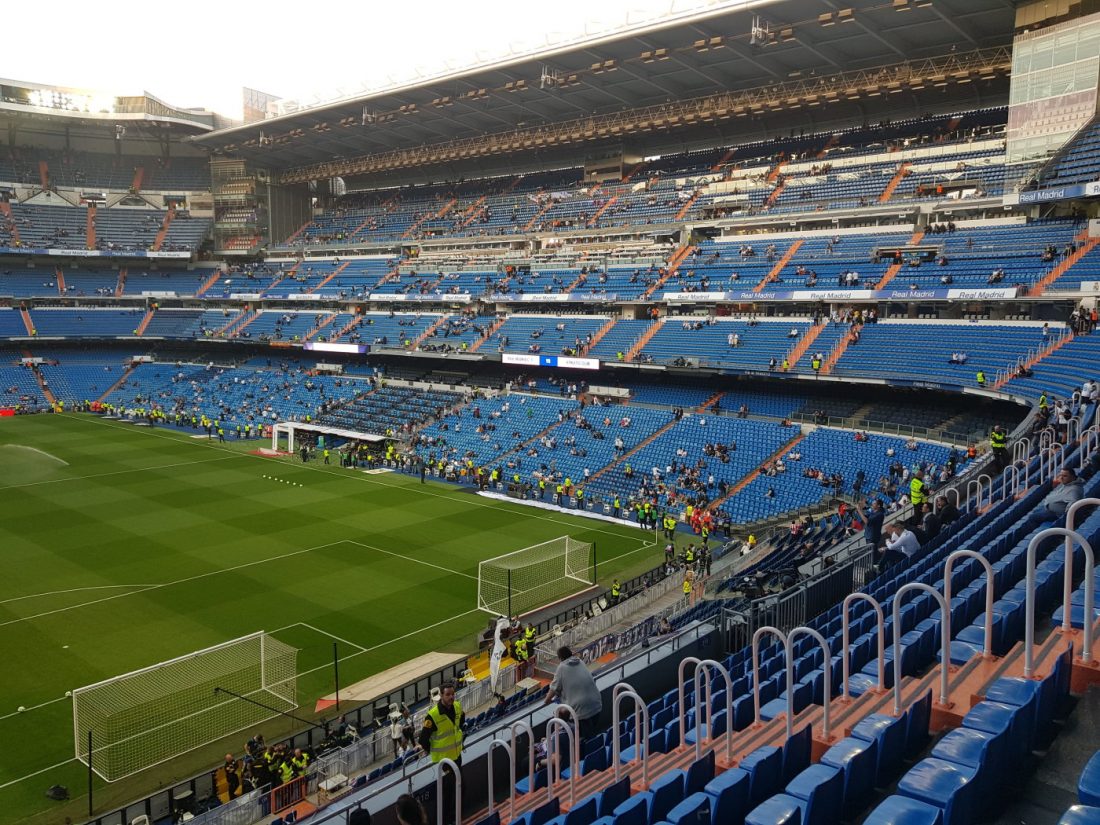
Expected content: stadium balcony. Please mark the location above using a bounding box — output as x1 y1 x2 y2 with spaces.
2 201 209 254
0 147 210 192
1030 116 1100 189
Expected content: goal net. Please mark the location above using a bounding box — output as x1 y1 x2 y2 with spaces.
478 536 595 616
73 631 297 782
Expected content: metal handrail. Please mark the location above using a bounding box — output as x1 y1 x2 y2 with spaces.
611 687 650 787
435 757 462 825
510 720 535 798
787 627 833 741
487 739 516 820
892 583 951 714
693 658 735 764
1013 437 1032 465
1042 444 1065 484
545 715 577 806
752 626 793 740
944 550 996 657
841 594 886 700
1001 464 1020 500
1024 528 1094 676
1064 500 1100 651
1080 427 1099 472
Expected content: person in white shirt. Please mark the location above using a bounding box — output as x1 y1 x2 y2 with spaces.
879 523 920 569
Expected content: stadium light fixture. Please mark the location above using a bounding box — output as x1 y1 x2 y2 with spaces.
893 0 912 10
838 8 855 22
819 12 836 26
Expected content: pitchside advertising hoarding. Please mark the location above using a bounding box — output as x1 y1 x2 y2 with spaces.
501 353 600 371
661 287 1020 302
303 342 368 354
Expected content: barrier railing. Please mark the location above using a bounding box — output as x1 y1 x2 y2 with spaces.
1063 499 1100 641
943 549 995 657
841 593 885 700
545 712 578 806
435 757 462 825
1025 528 1094 675
486 738 516 821
612 686 651 786
891 583 950 714
1081 426 1099 472
269 775 308 815
752 626 793 740
689 658 735 764
788 627 833 741
1013 436 1032 465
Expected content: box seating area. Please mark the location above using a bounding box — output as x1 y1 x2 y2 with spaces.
1048 242 1100 291
483 316 610 355
327 312 440 347
10 203 86 248
0 148 210 191
317 386 461 436
586 320 654 361
158 212 211 251
243 311 324 342
2 203 208 253
203 264 287 299
639 319 810 369
28 307 145 337
140 309 205 338
1005 333 1100 400
831 322 1046 385
93 209 162 252
420 315 500 352
61 266 121 297
123 267 218 297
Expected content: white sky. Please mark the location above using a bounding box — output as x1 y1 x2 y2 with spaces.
9 0 744 119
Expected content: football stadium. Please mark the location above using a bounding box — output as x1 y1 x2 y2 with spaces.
2 1 1100 824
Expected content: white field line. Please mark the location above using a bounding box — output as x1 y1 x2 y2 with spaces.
0 453 240 490
346 540 479 581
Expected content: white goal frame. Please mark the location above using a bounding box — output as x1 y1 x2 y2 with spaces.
72 631 297 782
477 536 595 617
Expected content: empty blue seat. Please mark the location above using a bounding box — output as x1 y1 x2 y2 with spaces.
685 750 715 795
476 814 501 825
784 763 845 825
985 677 1043 751
851 713 907 787
610 793 649 825
784 725 813 781
1081 751 1100 806
664 792 711 825
740 745 784 804
961 701 1027 769
1061 805 1100 825
863 795 944 825
821 736 879 810
646 769 686 824
745 794 803 825
898 757 981 825
905 690 933 757
595 776 632 819
931 728 1001 795
704 767 751 825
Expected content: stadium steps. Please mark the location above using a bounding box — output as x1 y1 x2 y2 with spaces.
878 162 912 203
261 262 300 297
0 201 20 245
55 267 65 295
874 229 926 289
674 191 699 221
134 308 155 337
114 267 127 298
764 177 789 208
468 317 508 353
349 211 385 241
491 416 569 466
402 197 457 239
307 261 350 294
588 195 620 227
332 313 365 342
623 160 648 181
816 134 840 158
282 217 313 246
456 195 488 229
698 391 725 411
214 309 249 336
151 205 175 252
86 204 96 250
992 330 1075 390
97 365 136 404
38 159 49 189
767 159 788 182
28 363 56 406
642 243 695 298
304 313 338 342
195 270 222 297
411 315 450 349
784 320 829 369
589 418 679 482
819 328 856 375
229 310 261 338
130 165 144 193
623 319 663 362
580 318 618 355
712 147 737 171
524 200 556 231
754 240 804 293
1028 235 1100 296
20 307 34 335
710 432 805 506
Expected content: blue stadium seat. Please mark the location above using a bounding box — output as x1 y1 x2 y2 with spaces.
863 795 944 825
897 758 981 825
740 745 784 804
646 769 686 823
820 736 879 811
851 713 907 787
663 792 711 825
1081 751 1100 807
1061 806 1100 825
704 767 751 825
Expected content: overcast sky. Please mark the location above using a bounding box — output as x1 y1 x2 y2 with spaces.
8 0 743 118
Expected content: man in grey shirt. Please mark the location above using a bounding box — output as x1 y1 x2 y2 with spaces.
544 646 603 741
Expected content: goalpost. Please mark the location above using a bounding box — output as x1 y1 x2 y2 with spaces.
477 536 596 617
73 631 298 782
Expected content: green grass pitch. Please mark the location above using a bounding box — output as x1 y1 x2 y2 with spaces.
0 414 662 823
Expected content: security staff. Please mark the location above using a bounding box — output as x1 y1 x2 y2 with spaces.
990 424 1008 471
613 496 621 518
513 636 529 676
610 579 621 602
976 370 986 387
1039 392 1049 412
811 355 821 372
418 681 464 764
909 469 928 508
524 624 536 646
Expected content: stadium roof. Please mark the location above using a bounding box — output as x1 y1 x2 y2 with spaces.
193 0 1015 172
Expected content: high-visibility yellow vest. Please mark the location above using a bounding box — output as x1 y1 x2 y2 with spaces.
910 477 927 506
426 700 463 762
683 579 692 595
990 430 1007 449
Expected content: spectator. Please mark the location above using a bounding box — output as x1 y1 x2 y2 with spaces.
544 646 603 740
396 794 428 825
878 522 920 570
935 495 961 526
